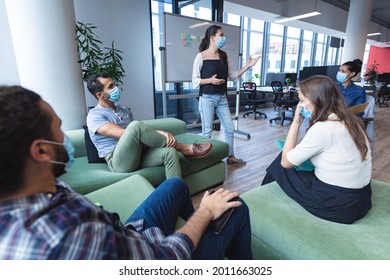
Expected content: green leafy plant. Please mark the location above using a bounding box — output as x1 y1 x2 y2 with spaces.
285 77 292 89
248 73 260 82
75 21 125 88
363 60 379 86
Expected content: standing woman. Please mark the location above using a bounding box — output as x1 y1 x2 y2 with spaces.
192 25 260 165
337 59 366 116
262 75 372 224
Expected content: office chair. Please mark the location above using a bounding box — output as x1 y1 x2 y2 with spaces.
348 99 375 150
269 81 298 125
347 101 374 129
377 85 390 107
242 82 267 119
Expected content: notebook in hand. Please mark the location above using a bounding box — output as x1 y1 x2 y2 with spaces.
207 191 239 234
275 138 315 172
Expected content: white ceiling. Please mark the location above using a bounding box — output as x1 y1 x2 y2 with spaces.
225 0 390 47
322 0 390 28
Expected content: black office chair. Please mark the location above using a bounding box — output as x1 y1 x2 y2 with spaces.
242 82 267 119
377 85 390 107
269 81 298 125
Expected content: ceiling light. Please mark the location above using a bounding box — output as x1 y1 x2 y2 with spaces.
274 11 321 23
367 32 381 36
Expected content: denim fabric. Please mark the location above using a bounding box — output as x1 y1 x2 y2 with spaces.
127 177 194 233
192 196 252 260
127 177 252 259
199 94 235 156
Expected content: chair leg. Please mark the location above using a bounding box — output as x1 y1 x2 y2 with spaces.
269 116 281 124
280 111 294 126
243 110 267 119
253 110 267 119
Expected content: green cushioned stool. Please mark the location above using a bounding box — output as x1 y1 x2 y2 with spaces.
85 174 155 222
241 179 390 260
85 174 185 227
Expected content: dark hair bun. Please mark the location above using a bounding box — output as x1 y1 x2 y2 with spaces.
353 59 363 71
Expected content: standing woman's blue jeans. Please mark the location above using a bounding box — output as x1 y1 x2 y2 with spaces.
127 177 252 259
199 94 235 156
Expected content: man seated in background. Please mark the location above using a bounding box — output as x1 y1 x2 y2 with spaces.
86 73 212 178
0 86 252 260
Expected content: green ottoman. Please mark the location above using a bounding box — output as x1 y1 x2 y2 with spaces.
241 179 390 259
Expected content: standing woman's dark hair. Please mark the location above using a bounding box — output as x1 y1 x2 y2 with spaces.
342 59 363 78
199 25 228 64
298 75 368 160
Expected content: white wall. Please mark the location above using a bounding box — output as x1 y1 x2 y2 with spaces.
74 0 155 120
0 0 19 85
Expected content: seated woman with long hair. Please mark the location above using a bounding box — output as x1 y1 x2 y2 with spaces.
262 75 372 224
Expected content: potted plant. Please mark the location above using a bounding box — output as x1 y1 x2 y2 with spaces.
285 77 292 90
75 21 126 88
363 61 379 86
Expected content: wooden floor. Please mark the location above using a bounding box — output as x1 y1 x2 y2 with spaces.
191 104 390 207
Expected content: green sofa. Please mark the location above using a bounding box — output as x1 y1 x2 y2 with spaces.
241 179 390 259
85 174 390 260
60 118 229 195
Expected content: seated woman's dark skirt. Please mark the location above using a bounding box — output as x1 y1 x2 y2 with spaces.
262 153 372 224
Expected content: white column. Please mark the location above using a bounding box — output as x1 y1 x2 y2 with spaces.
0 0 19 85
5 0 86 130
341 0 374 63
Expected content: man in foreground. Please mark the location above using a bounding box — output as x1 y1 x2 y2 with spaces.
0 86 252 259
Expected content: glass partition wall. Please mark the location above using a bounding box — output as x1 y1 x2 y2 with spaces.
151 0 345 120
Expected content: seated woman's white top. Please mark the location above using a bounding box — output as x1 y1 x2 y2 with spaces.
287 114 372 189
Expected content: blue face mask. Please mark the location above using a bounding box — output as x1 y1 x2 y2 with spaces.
336 72 348 83
42 134 75 174
108 87 121 102
216 36 226 49
300 103 312 119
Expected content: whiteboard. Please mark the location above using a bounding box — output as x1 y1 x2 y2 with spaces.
163 13 241 83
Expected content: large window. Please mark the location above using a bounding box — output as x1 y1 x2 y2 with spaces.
314 33 327 66
180 0 211 19
224 12 241 88
361 43 371 80
301 30 313 69
151 0 214 121
151 1 172 92
151 0 341 119
284 26 300 73
268 23 284 73
242 17 264 84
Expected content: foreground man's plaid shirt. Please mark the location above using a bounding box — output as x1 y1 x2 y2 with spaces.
0 181 193 259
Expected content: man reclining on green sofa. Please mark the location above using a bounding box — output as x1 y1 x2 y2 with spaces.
0 86 251 260
86 73 212 177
